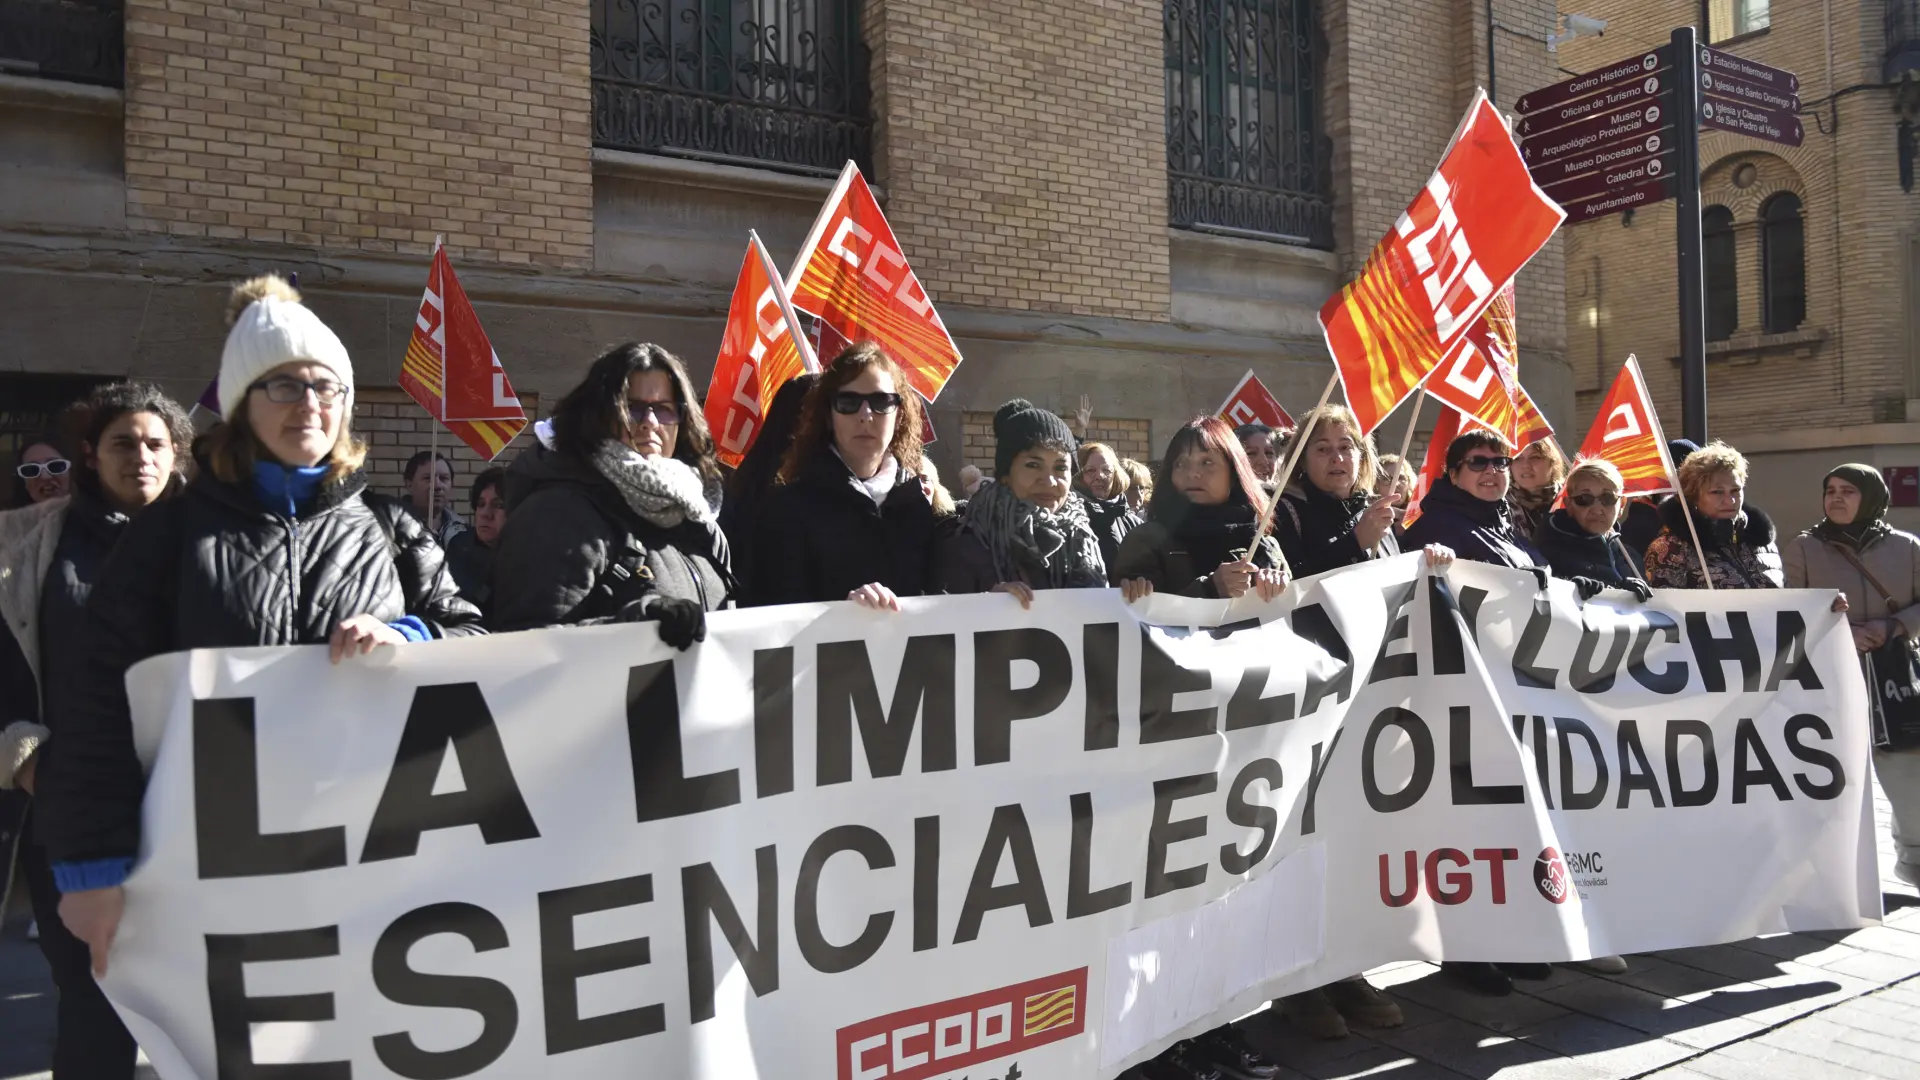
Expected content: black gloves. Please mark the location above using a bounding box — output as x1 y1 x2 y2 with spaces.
1623 578 1654 602
1571 576 1607 600
620 595 708 650
1567 576 1654 602
1527 566 1551 593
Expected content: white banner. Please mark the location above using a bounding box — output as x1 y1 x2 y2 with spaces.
102 556 1877 1080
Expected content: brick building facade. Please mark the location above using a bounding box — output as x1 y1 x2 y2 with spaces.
1 0 1570 501
1555 0 1920 529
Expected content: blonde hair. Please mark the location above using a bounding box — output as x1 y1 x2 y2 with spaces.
1678 440 1749 507
918 458 957 516
1120 457 1153 507
1287 403 1378 494
1565 457 1627 525
1517 438 1569 488
1078 442 1129 497
204 273 365 486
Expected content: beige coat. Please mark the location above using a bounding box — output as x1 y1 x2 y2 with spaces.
0 496 69 703
1783 527 1920 634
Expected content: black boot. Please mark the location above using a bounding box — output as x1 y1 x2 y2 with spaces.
1442 961 1512 996
1141 1039 1226 1080
1498 963 1554 981
1192 1025 1281 1080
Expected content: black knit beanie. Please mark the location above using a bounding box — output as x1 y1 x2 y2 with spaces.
993 399 1076 480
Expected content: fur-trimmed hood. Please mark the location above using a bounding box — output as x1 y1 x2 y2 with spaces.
1657 496 1777 552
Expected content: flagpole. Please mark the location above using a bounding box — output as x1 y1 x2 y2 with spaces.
426 234 445 541
1627 354 1714 591
751 229 821 373
1257 371 1339 542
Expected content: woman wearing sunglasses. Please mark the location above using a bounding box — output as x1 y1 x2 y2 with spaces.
12 433 74 508
0 382 190 1079
35 275 483 983
1534 458 1653 599
490 343 733 645
1403 429 1541 572
748 343 941 610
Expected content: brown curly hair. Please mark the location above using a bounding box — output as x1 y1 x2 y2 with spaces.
778 342 925 483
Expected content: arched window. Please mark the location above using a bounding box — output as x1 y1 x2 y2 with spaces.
1762 193 1805 333
1703 205 1737 342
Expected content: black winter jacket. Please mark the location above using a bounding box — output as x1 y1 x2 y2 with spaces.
444 530 495 614
747 447 941 606
1272 483 1400 579
489 445 733 632
36 467 483 871
1403 475 1541 569
1079 491 1141 584
1535 509 1646 588
1111 500 1287 598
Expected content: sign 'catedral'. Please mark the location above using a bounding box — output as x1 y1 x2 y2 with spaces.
100 558 1870 1080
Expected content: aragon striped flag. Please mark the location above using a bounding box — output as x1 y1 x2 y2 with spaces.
1573 355 1679 497
1320 90 1565 435
1422 284 1554 449
400 240 528 460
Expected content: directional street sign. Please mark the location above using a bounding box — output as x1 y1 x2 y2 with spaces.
1517 71 1671 139
1516 47 1670 115
1525 128 1671 188
1561 176 1676 224
1698 45 1799 93
1541 151 1672 205
1700 98 1804 146
1701 70 1800 112
1521 102 1664 166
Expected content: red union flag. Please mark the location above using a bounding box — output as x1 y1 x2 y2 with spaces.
1575 354 1678 496
834 968 1087 1080
1321 91 1566 435
788 161 963 402
705 233 817 468
1217 370 1296 430
1423 285 1554 448
400 242 528 459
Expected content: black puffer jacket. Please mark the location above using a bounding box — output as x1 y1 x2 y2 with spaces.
1111 500 1287 598
747 446 941 606
1272 482 1400 579
1536 509 1646 588
489 444 733 631
1079 491 1141 584
1403 475 1540 569
37 466 482 871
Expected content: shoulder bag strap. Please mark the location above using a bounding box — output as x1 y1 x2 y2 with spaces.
1831 542 1899 611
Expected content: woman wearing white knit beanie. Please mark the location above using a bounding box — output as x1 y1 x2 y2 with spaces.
33 274 484 979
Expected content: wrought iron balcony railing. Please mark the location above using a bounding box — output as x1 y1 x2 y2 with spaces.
1165 0 1334 248
0 0 122 87
1889 0 1920 82
591 0 872 177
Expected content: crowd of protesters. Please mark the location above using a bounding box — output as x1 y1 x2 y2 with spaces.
0 272 1911 1080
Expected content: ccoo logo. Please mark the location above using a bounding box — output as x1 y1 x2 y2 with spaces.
1535 847 1571 904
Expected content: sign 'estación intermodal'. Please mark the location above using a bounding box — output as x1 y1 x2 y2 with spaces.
1522 39 1804 224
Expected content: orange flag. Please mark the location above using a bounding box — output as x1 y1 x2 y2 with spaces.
705 233 818 468
1321 91 1565 435
1574 355 1679 497
1400 403 1463 529
400 241 527 459
1217 370 1296 431
788 162 963 402
1424 285 1555 449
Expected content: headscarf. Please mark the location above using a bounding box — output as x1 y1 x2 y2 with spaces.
1810 463 1891 549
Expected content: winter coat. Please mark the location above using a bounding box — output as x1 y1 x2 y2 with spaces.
489 443 733 632
1643 499 1783 589
1110 501 1288 598
34 465 483 875
1272 482 1400 579
747 446 941 606
936 489 1108 595
1619 498 1665 563
1535 509 1646 589
444 529 495 614
1080 491 1141 583
1784 528 1920 633
1402 475 1540 569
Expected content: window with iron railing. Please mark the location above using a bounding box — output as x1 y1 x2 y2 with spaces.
1703 205 1738 342
1164 0 1333 248
1761 192 1805 334
0 0 122 87
1888 0 1920 80
590 0 872 177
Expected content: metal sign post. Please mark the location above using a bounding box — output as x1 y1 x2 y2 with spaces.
1669 26 1708 445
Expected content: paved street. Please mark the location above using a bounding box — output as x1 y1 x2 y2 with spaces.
5 784 1919 1080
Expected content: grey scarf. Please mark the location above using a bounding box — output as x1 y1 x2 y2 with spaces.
590 442 714 529
959 482 1107 588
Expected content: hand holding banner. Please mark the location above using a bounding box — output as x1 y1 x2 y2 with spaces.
788 162 963 403
1321 91 1566 435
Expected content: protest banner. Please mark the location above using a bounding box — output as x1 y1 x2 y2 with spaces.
705 233 819 468
1321 91 1566 436
788 162 964 403
103 559 1873 1080
399 240 528 460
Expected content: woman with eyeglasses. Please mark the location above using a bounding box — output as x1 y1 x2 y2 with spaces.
12 433 74 508
1643 440 1782 589
1534 458 1653 599
0 382 190 1080
489 343 733 643
1112 416 1289 603
35 275 482 983
1402 429 1541 572
748 343 942 609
